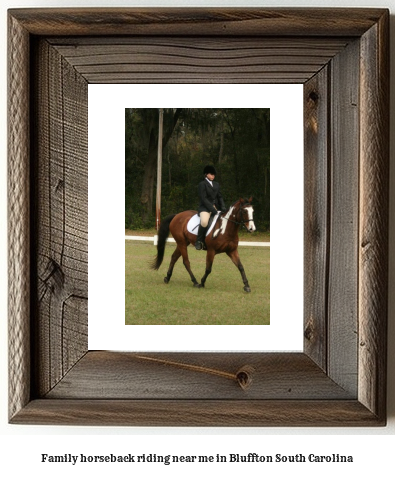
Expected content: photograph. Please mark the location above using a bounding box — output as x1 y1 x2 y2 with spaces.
125 108 270 325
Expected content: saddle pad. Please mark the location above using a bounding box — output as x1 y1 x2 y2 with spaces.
187 213 220 236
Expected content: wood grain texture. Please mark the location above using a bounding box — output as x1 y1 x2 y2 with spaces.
11 399 384 427
31 39 88 397
49 37 350 84
8 7 387 37
303 67 330 370
358 12 389 421
7 8 389 426
8 12 31 421
45 352 354 400
327 39 360 396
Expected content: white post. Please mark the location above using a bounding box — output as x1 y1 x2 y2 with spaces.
156 108 164 231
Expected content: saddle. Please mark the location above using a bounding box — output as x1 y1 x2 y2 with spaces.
187 213 221 237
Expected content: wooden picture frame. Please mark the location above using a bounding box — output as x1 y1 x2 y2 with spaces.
8 8 389 426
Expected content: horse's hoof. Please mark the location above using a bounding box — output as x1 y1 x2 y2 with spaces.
164 277 169 284
194 283 202 288
244 286 251 293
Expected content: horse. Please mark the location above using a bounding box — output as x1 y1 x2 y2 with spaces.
151 197 256 292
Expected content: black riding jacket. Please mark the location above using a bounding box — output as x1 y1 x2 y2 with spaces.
197 179 226 215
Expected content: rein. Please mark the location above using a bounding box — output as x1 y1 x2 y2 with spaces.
220 203 254 232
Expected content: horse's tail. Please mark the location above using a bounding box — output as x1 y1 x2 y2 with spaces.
151 214 177 270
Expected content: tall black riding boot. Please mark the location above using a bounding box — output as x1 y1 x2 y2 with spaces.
195 225 208 250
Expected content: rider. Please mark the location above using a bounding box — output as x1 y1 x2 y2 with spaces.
195 165 226 250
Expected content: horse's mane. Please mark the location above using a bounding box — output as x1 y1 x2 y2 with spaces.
228 198 252 210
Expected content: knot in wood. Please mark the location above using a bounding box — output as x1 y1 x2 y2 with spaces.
308 90 319 103
236 365 255 390
43 258 65 293
304 322 314 341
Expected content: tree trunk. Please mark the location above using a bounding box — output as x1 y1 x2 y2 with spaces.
140 108 182 224
218 131 224 163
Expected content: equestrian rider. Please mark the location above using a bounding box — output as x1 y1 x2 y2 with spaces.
195 165 226 250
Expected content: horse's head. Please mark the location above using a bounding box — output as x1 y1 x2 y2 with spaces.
238 197 256 233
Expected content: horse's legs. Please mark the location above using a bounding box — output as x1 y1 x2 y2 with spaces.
164 246 182 284
200 249 215 288
226 249 251 293
179 244 200 287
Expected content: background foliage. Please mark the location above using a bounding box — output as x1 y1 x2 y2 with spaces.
125 108 270 231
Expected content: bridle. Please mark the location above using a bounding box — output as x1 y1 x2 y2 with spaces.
220 202 254 232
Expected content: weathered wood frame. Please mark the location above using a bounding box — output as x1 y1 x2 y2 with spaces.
8 8 389 426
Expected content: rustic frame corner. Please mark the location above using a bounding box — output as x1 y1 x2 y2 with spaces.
8 7 389 426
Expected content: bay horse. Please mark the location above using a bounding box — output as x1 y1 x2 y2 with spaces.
151 197 256 292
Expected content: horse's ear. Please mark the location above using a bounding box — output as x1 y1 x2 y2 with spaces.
240 197 244 204
248 196 253 203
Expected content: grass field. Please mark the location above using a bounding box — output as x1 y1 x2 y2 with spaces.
125 241 270 325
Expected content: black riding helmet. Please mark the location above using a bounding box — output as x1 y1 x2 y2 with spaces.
203 165 217 176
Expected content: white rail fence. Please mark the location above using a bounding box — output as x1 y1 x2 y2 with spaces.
126 235 270 247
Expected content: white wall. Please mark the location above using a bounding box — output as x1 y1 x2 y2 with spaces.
1 1 394 476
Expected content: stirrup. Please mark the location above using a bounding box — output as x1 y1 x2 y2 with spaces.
195 241 203 250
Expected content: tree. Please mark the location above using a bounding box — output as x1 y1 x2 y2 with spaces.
139 109 182 223
125 108 183 226
125 108 270 230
